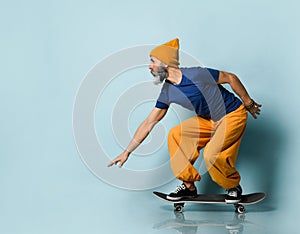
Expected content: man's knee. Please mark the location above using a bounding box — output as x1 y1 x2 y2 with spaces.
203 144 221 159
203 151 218 168
168 125 181 141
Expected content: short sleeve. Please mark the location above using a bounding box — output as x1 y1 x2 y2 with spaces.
155 101 169 109
206 68 220 83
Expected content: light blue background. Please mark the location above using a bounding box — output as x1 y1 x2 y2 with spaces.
1 0 299 233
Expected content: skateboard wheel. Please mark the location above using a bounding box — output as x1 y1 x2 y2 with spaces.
174 205 183 212
235 205 245 214
174 203 184 212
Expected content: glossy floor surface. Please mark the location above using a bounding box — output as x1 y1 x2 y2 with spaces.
0 179 295 234
102 190 293 234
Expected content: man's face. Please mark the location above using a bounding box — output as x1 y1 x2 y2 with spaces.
149 56 168 85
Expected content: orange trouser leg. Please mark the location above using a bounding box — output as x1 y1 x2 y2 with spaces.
168 105 247 188
168 115 214 182
203 105 247 189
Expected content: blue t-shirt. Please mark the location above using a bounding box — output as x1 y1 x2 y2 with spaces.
155 67 242 121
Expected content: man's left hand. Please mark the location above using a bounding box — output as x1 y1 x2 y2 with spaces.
245 100 262 119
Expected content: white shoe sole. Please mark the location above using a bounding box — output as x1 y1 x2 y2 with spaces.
166 195 182 201
166 195 197 201
225 199 241 204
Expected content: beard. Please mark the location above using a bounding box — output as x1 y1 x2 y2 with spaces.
151 65 168 85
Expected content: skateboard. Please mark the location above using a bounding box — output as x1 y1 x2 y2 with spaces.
153 191 265 214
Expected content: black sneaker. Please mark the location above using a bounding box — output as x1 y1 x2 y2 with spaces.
225 185 242 203
166 183 197 201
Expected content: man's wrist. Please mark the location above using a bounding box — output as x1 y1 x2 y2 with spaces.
243 98 253 107
245 99 255 110
125 149 131 155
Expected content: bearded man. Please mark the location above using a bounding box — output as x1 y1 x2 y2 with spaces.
108 38 261 203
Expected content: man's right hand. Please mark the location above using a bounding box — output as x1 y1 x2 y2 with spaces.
107 108 167 169
107 151 129 168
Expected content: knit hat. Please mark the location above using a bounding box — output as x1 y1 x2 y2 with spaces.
150 38 180 68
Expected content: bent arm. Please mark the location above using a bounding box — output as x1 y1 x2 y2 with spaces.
217 71 253 106
217 71 261 119
108 107 167 167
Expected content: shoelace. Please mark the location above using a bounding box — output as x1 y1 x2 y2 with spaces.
173 184 186 194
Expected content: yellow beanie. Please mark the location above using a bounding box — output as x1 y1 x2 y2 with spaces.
150 38 180 68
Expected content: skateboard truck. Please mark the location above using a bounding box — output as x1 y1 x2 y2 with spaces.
174 202 246 214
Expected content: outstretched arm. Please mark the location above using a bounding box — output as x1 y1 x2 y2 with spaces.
218 71 261 119
108 107 168 168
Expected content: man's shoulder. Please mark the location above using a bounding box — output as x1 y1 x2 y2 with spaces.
180 66 209 80
180 66 207 75
180 66 203 71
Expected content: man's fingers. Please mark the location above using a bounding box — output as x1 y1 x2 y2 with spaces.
247 101 262 119
250 110 257 119
107 158 125 167
118 159 125 168
107 160 118 167
107 154 128 168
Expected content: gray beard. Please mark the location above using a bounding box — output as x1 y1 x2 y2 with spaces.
151 66 168 85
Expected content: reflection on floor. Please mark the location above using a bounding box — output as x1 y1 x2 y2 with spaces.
153 201 274 234
153 211 264 234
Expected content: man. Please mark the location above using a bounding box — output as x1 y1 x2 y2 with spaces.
108 38 261 203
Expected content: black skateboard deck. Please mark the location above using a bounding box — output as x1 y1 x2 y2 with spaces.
153 191 265 213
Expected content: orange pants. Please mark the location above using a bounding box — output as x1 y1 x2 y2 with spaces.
168 104 247 189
